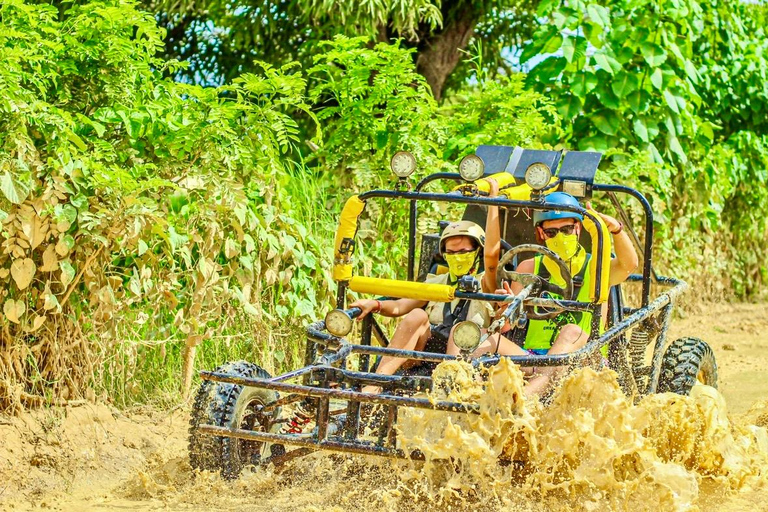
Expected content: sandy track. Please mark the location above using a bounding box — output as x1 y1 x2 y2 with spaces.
1 303 767 512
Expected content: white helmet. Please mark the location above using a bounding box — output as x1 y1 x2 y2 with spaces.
439 220 485 254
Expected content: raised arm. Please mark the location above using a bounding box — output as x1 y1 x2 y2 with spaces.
482 178 501 294
587 204 639 286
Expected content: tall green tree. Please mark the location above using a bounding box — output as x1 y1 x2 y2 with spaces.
144 0 537 100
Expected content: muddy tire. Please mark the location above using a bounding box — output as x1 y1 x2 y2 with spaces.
657 337 718 395
188 361 279 479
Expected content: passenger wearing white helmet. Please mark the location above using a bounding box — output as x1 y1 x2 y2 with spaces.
446 191 639 397
351 179 502 392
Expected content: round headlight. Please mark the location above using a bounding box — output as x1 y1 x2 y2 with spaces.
524 162 553 191
325 309 353 337
458 154 485 182
390 151 417 178
452 321 482 354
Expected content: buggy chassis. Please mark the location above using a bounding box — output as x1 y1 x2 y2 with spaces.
191 147 713 475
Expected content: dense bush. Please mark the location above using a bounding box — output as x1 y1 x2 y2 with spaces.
0 0 330 409
522 0 768 297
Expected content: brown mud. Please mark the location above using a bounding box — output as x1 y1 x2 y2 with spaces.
1 303 767 512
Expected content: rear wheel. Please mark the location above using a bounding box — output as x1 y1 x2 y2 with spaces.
188 361 280 479
657 337 718 395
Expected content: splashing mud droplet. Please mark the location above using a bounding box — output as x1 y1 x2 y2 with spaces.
396 359 768 511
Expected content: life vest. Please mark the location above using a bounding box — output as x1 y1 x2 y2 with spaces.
523 250 606 353
423 272 493 337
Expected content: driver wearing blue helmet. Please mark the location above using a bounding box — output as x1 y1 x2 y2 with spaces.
447 192 639 397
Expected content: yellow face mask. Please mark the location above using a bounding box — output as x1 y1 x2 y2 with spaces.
444 250 479 280
543 234 585 285
545 232 580 261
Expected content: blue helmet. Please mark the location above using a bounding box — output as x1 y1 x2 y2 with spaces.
532 192 584 226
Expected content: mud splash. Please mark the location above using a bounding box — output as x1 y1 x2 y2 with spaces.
398 359 768 511
115 360 768 512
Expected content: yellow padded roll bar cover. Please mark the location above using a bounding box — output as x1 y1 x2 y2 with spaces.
582 208 612 303
453 174 559 200
332 195 366 281
500 176 560 200
349 276 455 303
472 172 517 193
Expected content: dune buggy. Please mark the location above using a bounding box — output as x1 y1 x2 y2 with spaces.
188 146 718 479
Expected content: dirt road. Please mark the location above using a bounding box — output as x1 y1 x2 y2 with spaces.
1 303 767 512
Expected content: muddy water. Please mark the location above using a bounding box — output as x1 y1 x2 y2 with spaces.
2 304 768 512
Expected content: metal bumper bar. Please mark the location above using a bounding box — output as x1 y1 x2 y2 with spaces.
200 370 479 414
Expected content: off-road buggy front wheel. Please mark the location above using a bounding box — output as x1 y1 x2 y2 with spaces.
188 361 280 479
657 337 718 395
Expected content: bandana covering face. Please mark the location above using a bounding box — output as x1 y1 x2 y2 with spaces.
544 232 579 260
444 250 479 280
544 233 586 283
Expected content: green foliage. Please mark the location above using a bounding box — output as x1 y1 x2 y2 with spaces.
310 36 443 185
0 0 330 409
145 0 442 84
520 0 768 296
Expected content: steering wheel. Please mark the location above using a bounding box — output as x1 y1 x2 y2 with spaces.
496 244 575 320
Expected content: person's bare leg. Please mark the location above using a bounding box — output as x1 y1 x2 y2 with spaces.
362 309 431 393
446 331 527 356
447 331 534 375
525 324 588 398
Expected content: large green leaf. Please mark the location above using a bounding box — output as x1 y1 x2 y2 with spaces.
647 143 664 164
542 33 564 55
557 94 583 119
553 8 580 30
611 71 640 98
650 68 664 90
530 57 567 83
640 43 668 67
664 89 681 113
562 36 587 64
587 4 610 28
570 72 598 97
633 118 649 142
667 133 688 163
593 52 621 75
583 22 604 48
590 110 621 136
577 134 610 151
627 90 651 113
596 84 621 109
684 60 700 84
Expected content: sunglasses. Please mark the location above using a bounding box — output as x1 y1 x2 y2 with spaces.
540 224 577 238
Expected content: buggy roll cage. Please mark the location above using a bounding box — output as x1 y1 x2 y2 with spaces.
197 147 688 464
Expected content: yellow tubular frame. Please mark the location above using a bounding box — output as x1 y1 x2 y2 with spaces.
349 276 455 303
582 209 612 303
332 195 366 281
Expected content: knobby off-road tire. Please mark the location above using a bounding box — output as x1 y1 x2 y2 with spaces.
188 361 279 479
657 337 718 395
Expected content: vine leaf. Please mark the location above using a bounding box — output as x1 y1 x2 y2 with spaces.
640 43 667 67
11 258 36 290
21 215 45 250
4 299 26 324
43 284 60 311
41 244 58 272
611 71 639 98
26 314 46 332
0 171 30 205
60 261 76 287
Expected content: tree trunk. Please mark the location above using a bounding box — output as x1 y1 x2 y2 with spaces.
415 12 478 101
